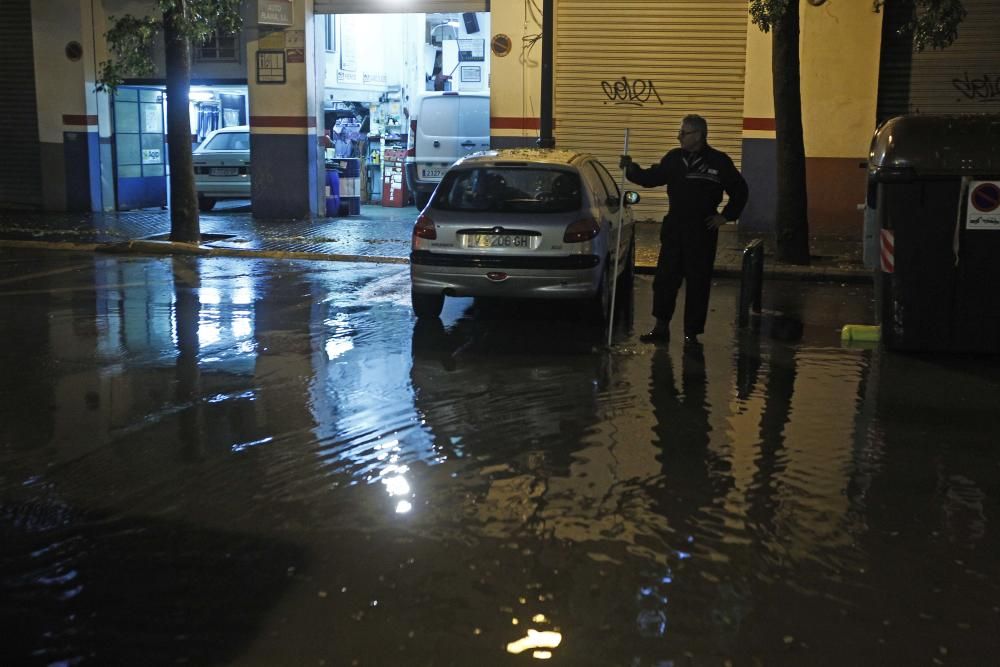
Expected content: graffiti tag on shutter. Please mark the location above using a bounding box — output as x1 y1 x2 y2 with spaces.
952 72 1000 103
601 78 664 107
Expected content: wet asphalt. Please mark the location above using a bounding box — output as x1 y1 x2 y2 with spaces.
1 248 999 666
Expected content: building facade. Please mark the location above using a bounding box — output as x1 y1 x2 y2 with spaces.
5 0 995 236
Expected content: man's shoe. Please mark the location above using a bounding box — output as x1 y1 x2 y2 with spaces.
640 328 670 343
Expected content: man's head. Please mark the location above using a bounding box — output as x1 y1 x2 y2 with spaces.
677 114 707 152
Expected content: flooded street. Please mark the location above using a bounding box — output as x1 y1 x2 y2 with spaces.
2 249 999 666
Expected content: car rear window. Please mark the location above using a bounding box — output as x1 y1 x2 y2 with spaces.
432 167 581 213
204 132 249 151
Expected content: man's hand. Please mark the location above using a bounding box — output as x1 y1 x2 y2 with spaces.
705 213 728 230
619 155 632 169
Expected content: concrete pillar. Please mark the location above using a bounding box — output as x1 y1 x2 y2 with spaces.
489 2 541 149
247 0 320 219
31 0 107 212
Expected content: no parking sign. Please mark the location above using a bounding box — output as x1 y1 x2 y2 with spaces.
967 180 1000 230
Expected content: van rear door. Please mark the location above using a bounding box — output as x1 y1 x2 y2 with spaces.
416 94 490 182
458 95 490 157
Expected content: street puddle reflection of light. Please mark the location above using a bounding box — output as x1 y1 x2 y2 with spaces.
198 322 221 347
383 475 411 496
231 315 253 339
378 457 414 515
325 337 354 360
232 436 274 453
231 286 253 305
324 312 355 360
506 630 562 657
198 287 221 305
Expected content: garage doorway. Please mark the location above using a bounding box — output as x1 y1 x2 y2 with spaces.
314 7 490 213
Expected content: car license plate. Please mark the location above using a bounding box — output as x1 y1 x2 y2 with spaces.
421 168 443 179
210 167 239 176
467 234 533 249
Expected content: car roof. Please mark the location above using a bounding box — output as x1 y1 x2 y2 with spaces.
210 125 249 133
417 91 489 101
452 148 591 169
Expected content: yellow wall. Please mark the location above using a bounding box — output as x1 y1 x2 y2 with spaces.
742 21 774 139
743 2 883 156
800 1 883 157
488 0 542 140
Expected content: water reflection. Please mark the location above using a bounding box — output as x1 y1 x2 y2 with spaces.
173 257 205 460
5 258 1000 664
642 345 741 645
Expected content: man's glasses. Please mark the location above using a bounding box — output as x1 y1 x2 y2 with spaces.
678 130 699 137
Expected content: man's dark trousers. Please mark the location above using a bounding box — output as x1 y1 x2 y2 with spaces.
652 214 719 336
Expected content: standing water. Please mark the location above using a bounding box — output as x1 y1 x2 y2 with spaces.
1 251 998 665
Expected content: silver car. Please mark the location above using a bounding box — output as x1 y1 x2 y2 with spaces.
193 125 250 211
409 149 639 320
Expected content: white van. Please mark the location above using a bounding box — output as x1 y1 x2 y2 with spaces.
405 91 490 209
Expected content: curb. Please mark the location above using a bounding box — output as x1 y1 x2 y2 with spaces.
635 262 872 283
2 238 868 281
0 238 408 265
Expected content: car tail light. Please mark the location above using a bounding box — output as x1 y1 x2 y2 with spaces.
406 119 417 157
563 217 600 243
413 213 436 240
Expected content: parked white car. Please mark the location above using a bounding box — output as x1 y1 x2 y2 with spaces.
193 125 250 211
409 148 639 321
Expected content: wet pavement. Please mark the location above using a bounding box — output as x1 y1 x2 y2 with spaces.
2 248 998 665
0 201 869 282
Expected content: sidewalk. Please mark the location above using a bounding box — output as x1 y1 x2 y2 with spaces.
0 203 869 282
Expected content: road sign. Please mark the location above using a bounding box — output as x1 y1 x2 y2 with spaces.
967 180 1000 230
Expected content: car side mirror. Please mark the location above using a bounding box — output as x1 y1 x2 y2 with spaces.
624 191 640 206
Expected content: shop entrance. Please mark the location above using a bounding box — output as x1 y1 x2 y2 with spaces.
315 9 490 214
110 84 249 211
113 86 167 210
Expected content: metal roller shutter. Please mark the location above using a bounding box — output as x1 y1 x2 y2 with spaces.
878 0 1000 120
875 0 913 121
0 0 42 209
314 1 487 13
555 0 748 221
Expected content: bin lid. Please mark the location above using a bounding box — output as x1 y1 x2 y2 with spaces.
868 114 1000 181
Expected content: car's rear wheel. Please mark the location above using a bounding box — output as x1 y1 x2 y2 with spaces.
412 290 444 318
198 196 216 212
414 191 432 210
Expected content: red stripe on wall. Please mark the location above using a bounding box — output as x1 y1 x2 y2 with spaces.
491 117 542 130
250 115 317 128
63 114 97 126
743 117 776 131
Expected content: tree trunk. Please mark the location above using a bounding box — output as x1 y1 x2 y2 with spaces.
163 2 199 243
771 0 810 264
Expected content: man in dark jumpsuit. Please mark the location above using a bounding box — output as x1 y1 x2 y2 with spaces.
622 114 749 344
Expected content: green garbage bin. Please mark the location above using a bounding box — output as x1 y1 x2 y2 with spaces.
869 114 1000 353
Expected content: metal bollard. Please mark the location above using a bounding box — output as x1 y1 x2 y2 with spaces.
737 239 764 328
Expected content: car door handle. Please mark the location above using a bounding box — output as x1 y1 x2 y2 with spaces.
433 140 441 148
461 141 476 148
